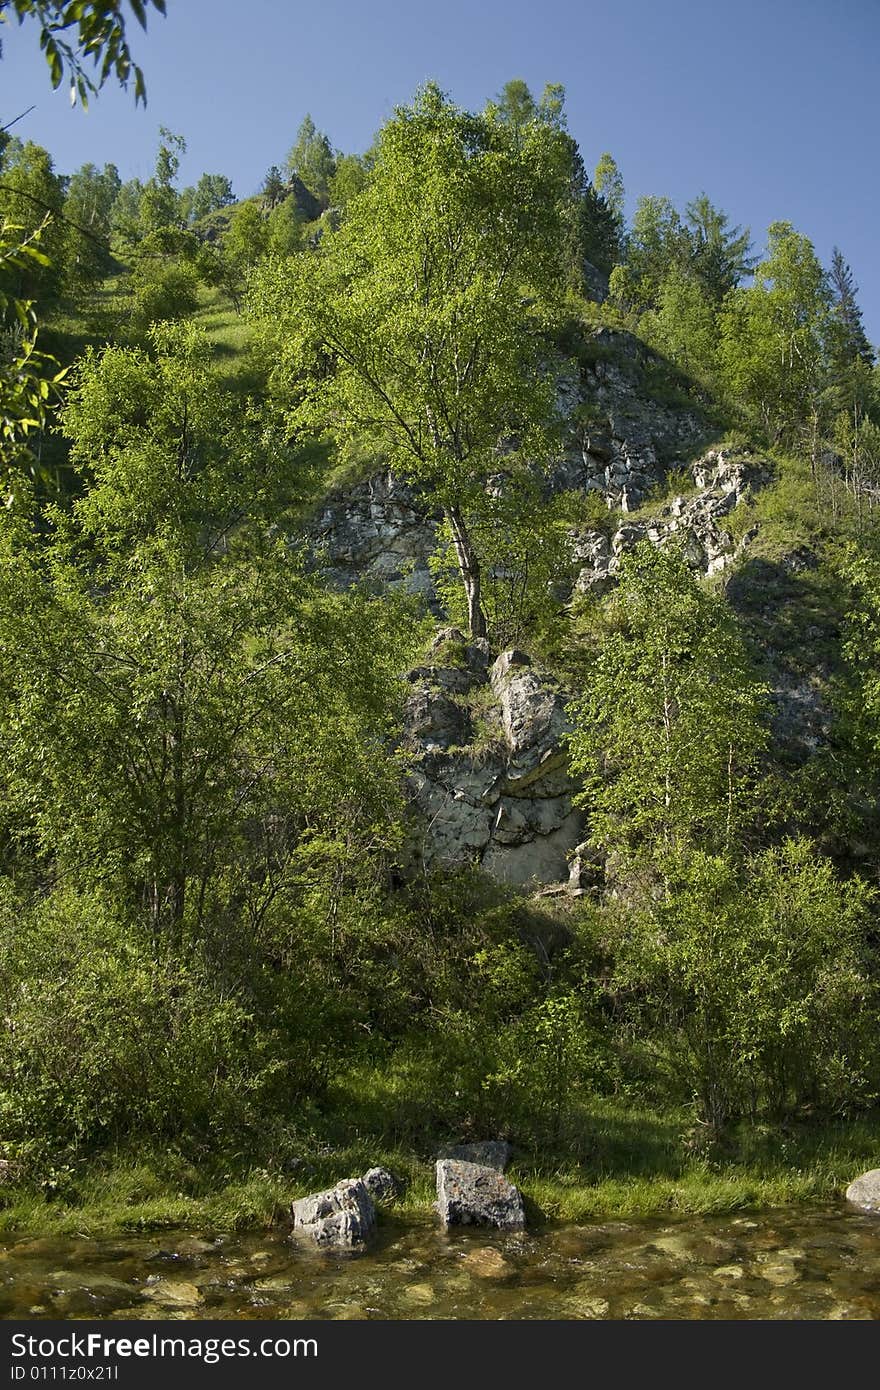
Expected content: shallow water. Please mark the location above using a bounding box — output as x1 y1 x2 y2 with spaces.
3 1204 880 1320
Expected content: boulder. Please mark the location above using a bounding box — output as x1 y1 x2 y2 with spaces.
846 1169 880 1213
361 1166 400 1201
403 687 470 749
437 1140 512 1171
490 654 568 766
290 1177 376 1249
435 1159 526 1230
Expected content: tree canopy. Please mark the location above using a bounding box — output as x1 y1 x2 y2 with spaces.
252 82 572 638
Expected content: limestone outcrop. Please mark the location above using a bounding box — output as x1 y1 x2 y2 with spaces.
309 469 439 602
403 633 583 888
308 333 711 607
571 449 770 596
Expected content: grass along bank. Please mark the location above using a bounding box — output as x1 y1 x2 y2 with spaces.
1 1103 879 1238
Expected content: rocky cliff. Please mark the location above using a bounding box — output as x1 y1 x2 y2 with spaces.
307 329 813 890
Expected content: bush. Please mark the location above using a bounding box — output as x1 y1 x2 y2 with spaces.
606 841 878 1132
128 260 200 335
0 885 289 1168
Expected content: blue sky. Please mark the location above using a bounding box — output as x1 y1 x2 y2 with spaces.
3 0 878 339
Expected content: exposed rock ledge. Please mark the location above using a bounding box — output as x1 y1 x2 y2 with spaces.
403 633 583 889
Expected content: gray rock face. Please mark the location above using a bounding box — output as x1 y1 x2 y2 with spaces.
557 335 708 512
290 1178 377 1248
571 449 769 597
846 1169 880 1213
308 469 439 601
301 340 786 890
403 641 584 888
309 337 709 608
437 1140 512 1170
436 1159 525 1229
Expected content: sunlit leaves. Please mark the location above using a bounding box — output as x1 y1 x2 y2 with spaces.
0 219 67 501
1 1 165 105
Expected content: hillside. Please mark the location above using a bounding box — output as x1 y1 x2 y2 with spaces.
2 77 880 1232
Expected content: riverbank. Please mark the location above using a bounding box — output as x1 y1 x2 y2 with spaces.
2 1103 878 1237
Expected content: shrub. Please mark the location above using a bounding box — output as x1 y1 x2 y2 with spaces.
606 841 878 1132
0 886 289 1168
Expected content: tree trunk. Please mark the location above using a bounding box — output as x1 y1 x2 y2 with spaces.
446 504 487 639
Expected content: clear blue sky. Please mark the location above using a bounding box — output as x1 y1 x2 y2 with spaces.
3 0 878 339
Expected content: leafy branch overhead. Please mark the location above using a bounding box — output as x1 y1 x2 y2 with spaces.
0 218 66 496
0 0 166 106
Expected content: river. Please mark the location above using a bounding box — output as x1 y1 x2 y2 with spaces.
2 1204 879 1319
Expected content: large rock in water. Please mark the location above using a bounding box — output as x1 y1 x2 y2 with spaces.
435 1159 526 1230
845 1169 880 1213
290 1178 377 1248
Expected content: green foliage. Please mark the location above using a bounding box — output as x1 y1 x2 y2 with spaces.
179 172 234 225
718 221 830 445
251 82 572 637
212 198 269 311
0 885 282 1163
0 139 66 303
839 539 880 766
639 266 718 392
285 114 335 206
265 193 303 257
430 480 576 650
1 0 166 107
606 843 877 1131
0 217 66 497
684 194 755 302
107 175 143 253
138 126 185 234
327 153 368 210
594 152 624 222
127 251 199 332
0 324 409 942
61 160 120 294
482 987 608 1146
567 542 770 871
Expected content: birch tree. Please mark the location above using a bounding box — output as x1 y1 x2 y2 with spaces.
251 83 571 639
567 542 769 877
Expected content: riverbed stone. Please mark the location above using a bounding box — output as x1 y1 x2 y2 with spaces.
845 1168 880 1213
435 1159 526 1230
291 1177 377 1249
143 1279 203 1307
461 1246 514 1280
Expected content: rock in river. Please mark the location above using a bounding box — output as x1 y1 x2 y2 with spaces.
291 1177 377 1249
436 1159 525 1230
846 1168 880 1213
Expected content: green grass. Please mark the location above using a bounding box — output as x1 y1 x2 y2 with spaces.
2 1102 878 1237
